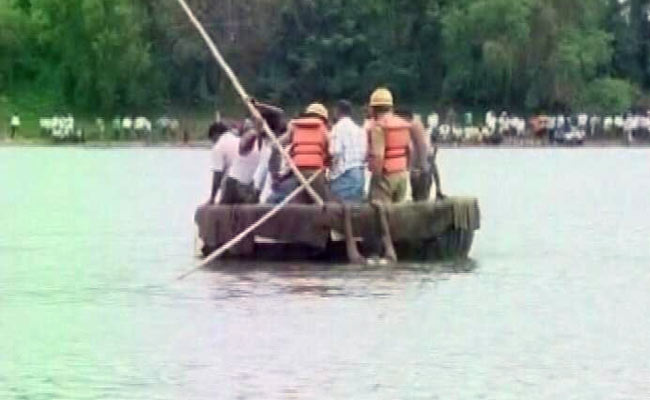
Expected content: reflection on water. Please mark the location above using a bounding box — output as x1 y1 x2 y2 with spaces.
2 147 650 399
206 259 478 300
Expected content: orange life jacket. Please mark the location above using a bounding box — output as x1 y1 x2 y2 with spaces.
373 114 411 173
291 117 328 169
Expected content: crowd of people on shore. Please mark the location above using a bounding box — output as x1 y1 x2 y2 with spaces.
38 115 82 141
426 109 650 145
7 107 650 147
40 115 180 142
3 113 181 142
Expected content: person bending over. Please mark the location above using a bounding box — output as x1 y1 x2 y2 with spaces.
207 121 237 205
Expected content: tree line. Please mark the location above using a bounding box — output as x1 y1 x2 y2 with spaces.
1 0 649 116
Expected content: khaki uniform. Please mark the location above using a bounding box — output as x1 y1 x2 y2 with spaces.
369 171 409 203
368 123 409 203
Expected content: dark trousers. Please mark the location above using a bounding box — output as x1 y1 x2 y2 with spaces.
410 171 433 202
220 177 256 205
278 168 331 204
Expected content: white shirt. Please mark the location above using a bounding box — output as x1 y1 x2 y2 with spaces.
253 143 271 191
439 124 450 137
578 114 588 126
486 113 496 131
253 143 273 203
10 116 20 127
603 117 613 129
228 138 261 185
516 118 526 135
51 117 61 137
498 115 508 132
135 117 151 131
614 116 624 128
329 116 367 180
625 116 638 131
40 118 52 130
122 118 133 130
427 113 439 129
64 116 74 136
211 131 239 173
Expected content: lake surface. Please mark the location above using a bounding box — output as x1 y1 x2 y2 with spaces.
1 146 649 399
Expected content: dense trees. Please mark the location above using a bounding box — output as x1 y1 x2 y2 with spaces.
1 0 649 115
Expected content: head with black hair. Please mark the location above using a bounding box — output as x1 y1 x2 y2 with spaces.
261 111 285 135
208 121 229 143
394 108 414 121
334 100 352 122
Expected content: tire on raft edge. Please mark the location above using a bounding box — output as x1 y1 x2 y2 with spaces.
201 229 476 263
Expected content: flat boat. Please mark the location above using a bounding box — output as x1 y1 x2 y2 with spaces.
195 197 480 262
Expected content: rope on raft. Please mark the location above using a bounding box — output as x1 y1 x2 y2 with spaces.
173 0 324 206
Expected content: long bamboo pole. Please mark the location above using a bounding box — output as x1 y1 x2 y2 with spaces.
177 170 323 280
174 0 324 206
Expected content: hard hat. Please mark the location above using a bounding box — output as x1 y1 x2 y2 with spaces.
305 103 329 120
370 87 394 107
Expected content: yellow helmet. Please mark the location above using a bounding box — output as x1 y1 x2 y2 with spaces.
369 87 394 107
305 103 329 120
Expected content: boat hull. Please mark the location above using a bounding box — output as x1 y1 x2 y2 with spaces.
195 197 480 263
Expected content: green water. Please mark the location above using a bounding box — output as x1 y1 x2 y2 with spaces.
1 146 649 399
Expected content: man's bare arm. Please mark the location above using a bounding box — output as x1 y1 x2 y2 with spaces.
209 171 224 204
410 120 430 172
431 146 445 200
368 126 385 175
239 127 258 155
268 129 292 180
254 101 284 117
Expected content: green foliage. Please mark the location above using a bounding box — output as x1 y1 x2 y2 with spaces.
441 0 617 111
579 77 638 114
0 0 649 114
0 3 31 92
259 0 443 104
442 0 534 107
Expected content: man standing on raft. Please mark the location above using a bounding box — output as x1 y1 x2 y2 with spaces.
269 103 333 204
346 88 430 264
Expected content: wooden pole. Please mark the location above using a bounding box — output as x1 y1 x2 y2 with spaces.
177 170 323 280
174 0 324 206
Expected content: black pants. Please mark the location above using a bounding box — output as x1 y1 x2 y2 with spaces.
220 177 256 205
284 168 332 204
410 171 433 202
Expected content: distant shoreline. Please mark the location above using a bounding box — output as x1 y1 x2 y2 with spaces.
2 137 649 149
0 138 212 149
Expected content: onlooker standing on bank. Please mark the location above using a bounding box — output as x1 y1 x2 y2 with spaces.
10 113 20 139
329 100 367 203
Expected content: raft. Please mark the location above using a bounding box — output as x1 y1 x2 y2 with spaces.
195 197 480 262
